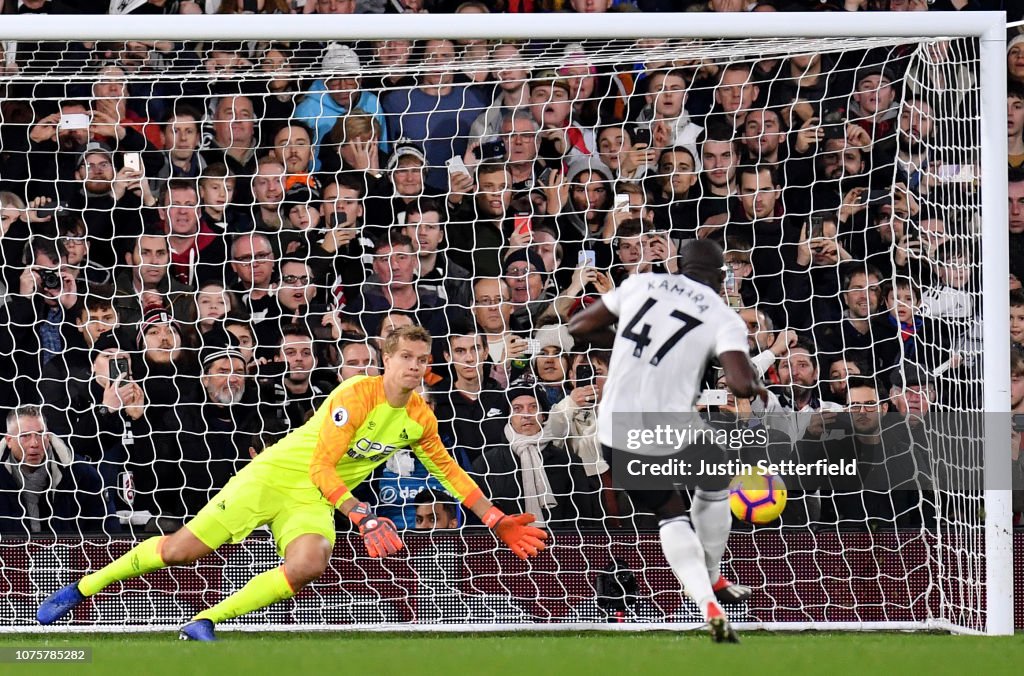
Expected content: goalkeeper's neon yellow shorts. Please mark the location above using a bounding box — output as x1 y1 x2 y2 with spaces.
185 470 336 558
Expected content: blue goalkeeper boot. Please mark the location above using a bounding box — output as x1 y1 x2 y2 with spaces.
37 582 87 624
179 619 217 641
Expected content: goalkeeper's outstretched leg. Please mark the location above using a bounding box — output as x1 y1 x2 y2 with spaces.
38 524 331 641
37 526 217 626
181 533 331 641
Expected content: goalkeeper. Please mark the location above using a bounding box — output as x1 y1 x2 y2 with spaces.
38 325 548 641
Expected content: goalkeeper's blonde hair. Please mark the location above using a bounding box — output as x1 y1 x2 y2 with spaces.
382 325 432 356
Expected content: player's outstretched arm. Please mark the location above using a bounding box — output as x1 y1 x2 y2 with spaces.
469 495 549 560
567 299 617 348
338 498 404 558
719 350 768 400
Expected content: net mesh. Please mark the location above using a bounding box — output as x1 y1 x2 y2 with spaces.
0 31 993 631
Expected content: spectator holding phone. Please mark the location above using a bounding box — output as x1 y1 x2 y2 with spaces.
596 125 656 183
307 175 371 297
73 141 159 272
37 294 126 455
786 211 852 331
24 101 94 203
447 161 514 279
634 69 703 151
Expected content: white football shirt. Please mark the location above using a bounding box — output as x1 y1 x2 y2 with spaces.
596 272 749 447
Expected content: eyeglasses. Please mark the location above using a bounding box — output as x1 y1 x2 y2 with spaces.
848 402 880 410
235 252 274 264
281 274 311 286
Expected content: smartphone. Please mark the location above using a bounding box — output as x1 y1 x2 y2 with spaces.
696 389 729 406
254 360 288 379
58 113 91 131
632 125 652 147
576 364 595 386
578 249 597 268
445 156 471 178
1013 414 1024 433
809 215 825 239
474 139 507 161
109 357 130 383
522 339 541 356
537 166 554 186
36 198 59 215
514 213 532 236
614 194 631 215
859 189 890 205
123 152 142 172
723 266 737 294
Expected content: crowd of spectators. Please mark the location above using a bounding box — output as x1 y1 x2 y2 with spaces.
0 1 1020 538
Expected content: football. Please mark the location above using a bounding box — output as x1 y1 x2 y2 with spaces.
729 471 787 524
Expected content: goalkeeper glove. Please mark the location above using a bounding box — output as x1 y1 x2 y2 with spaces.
482 507 548 560
349 502 404 558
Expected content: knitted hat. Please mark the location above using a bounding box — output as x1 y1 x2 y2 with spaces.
198 327 246 373
136 305 176 348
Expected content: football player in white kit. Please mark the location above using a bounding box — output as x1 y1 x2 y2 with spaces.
568 239 765 643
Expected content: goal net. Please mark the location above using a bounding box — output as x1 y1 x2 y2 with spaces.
0 13 1011 635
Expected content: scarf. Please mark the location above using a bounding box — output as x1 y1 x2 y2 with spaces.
566 125 591 156
887 313 923 357
19 465 50 533
504 422 556 524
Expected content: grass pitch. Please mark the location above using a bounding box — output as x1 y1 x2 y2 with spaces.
1 631 1021 676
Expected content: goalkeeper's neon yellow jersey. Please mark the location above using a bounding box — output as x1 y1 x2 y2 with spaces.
246 375 481 507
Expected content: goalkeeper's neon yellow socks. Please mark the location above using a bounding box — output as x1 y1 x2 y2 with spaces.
78 536 167 597
193 566 295 624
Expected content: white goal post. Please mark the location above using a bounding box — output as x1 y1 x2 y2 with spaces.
0 11 1012 636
